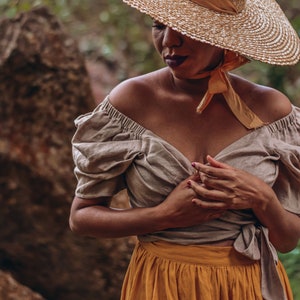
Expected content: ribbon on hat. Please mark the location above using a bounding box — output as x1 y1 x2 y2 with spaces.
195 50 265 129
190 0 245 14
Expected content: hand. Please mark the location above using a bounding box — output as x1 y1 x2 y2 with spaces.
158 173 225 228
188 155 274 210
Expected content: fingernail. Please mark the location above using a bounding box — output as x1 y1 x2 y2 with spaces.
191 162 196 167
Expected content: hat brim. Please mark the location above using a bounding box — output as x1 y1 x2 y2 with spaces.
123 0 300 65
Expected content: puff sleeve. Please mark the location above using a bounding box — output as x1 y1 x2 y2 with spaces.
72 99 143 198
270 106 300 215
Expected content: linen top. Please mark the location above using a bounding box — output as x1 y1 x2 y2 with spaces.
72 96 300 300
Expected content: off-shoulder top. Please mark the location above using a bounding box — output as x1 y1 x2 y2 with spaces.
72 96 300 300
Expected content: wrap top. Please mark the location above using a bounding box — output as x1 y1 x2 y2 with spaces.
72 96 300 300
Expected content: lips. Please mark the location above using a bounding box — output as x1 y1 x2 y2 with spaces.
164 55 187 68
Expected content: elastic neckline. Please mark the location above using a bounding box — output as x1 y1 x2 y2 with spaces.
101 97 147 137
266 106 298 133
102 96 297 136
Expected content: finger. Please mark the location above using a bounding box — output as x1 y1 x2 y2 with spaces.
206 155 232 170
193 197 248 210
192 198 228 209
192 162 232 180
200 173 233 192
188 180 229 201
188 171 201 182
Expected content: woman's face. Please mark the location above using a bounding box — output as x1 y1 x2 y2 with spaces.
152 20 224 79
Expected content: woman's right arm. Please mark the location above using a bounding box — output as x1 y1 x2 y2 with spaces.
69 175 225 239
69 196 170 238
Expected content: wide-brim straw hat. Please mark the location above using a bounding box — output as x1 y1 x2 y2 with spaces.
123 0 300 65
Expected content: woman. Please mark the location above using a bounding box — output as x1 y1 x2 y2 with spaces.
70 0 300 299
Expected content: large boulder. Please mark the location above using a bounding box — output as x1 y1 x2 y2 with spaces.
0 7 133 300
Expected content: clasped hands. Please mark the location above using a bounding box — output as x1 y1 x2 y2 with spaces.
188 155 267 211
160 155 272 228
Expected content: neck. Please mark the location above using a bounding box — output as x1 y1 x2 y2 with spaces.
168 69 210 96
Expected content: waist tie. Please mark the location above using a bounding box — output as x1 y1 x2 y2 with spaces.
234 224 287 300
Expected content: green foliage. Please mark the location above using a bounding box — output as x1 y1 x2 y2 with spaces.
279 243 300 300
0 0 71 19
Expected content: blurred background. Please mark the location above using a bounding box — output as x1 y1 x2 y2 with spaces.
0 0 299 299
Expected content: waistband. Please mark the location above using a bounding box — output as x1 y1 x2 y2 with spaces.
139 240 256 266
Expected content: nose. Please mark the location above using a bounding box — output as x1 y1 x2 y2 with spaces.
162 27 183 48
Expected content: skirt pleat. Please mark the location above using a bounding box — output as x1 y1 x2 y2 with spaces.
121 241 293 300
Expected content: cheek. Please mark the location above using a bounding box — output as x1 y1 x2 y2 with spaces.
206 45 224 60
152 34 163 54
194 46 224 67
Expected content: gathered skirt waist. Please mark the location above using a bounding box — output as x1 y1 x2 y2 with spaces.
140 240 255 266
121 241 293 300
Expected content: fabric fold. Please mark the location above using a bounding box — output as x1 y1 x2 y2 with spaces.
72 97 299 300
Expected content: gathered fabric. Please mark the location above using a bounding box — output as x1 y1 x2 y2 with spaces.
195 50 265 129
73 98 300 299
121 241 293 300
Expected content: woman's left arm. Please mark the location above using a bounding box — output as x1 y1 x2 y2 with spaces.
189 155 300 253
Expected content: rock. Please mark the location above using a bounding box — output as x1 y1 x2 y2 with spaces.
0 271 45 300
0 7 133 300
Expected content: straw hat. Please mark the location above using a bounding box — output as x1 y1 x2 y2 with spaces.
123 0 300 65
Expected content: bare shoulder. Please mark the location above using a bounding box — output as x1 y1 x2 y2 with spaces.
108 69 165 118
232 74 292 123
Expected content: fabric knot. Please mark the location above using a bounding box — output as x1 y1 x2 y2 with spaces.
196 50 265 129
234 225 287 300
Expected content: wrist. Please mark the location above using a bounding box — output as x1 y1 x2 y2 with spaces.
145 205 170 232
252 190 282 227
152 202 177 231
252 186 276 213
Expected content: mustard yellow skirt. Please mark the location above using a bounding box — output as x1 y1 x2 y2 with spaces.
121 241 293 300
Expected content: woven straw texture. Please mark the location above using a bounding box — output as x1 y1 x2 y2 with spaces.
123 0 300 65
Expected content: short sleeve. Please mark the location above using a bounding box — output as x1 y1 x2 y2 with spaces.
72 98 143 198
270 106 300 215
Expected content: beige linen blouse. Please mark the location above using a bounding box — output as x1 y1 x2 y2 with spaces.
72 96 300 300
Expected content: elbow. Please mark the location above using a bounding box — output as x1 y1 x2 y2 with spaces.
273 238 299 253
269 218 300 253
69 196 111 238
69 214 78 233
69 196 91 236
69 213 81 235
69 209 87 236
277 245 297 254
